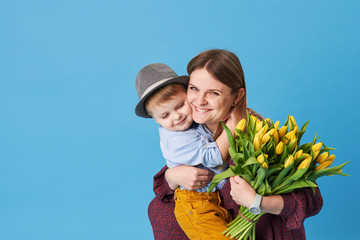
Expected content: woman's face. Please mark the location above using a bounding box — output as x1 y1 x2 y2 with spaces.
187 68 238 132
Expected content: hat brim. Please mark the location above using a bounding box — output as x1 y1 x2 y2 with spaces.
135 75 189 118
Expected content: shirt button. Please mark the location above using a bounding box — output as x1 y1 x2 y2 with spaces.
190 211 193 214
203 144 207 148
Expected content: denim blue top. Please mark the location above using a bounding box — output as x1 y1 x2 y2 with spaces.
159 122 227 192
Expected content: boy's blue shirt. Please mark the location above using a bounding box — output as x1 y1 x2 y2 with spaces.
159 122 227 192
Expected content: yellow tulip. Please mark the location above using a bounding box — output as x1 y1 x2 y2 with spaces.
301 153 311 159
235 119 246 132
282 131 295 145
278 126 287 138
257 154 265 164
250 116 261 131
292 125 298 134
312 142 323 152
274 121 280 130
316 152 329 164
294 149 303 159
326 154 335 162
262 129 275 143
290 139 298 150
253 133 262 151
256 121 263 131
312 150 320 160
250 115 258 124
298 156 312 169
315 160 333 170
258 124 269 138
262 162 268 168
289 116 297 130
284 155 294 168
275 142 284 155
290 134 297 149
273 129 279 144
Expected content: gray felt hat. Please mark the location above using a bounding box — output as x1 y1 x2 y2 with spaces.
135 63 189 118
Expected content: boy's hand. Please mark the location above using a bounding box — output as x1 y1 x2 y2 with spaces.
165 165 214 191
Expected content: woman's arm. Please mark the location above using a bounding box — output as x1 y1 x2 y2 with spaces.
229 175 323 229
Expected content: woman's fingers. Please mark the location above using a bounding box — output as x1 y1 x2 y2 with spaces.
232 175 244 184
229 175 256 207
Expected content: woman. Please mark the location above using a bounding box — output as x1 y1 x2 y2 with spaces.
148 49 323 240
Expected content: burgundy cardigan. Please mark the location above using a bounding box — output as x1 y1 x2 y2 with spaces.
148 165 323 240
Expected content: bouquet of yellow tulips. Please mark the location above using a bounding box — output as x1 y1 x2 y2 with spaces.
208 112 349 240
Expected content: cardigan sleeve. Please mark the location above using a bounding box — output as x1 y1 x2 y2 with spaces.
153 165 175 203
278 186 323 230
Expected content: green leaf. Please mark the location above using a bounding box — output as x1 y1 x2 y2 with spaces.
319 147 336 154
297 120 309 143
273 180 318 195
264 178 272 195
299 142 312 153
257 182 266 195
229 147 244 165
230 164 245 175
307 161 350 182
271 168 308 193
253 167 267 190
279 143 288 164
208 168 235 193
238 174 253 183
266 166 282 178
270 165 293 189
221 121 236 152
242 156 258 168
243 141 251 160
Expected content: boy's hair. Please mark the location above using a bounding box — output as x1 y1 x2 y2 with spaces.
145 83 187 117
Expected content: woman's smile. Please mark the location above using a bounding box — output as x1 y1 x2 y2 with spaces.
194 106 210 113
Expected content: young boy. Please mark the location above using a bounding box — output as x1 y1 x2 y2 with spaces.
135 63 234 239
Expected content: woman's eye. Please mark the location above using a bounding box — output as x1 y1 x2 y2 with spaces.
189 86 198 91
211 91 220 95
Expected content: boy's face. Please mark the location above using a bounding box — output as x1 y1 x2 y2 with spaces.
150 91 193 131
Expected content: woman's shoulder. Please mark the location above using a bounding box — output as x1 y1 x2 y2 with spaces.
246 107 264 121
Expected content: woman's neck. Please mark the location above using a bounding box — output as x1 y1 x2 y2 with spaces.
206 123 218 134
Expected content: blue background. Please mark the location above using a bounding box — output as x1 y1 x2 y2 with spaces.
1 0 359 239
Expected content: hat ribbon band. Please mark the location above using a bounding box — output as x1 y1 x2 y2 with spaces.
140 77 175 100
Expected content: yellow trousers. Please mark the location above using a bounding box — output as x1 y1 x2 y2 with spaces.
174 189 233 240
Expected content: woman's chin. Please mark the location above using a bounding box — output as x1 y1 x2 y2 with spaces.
192 115 207 124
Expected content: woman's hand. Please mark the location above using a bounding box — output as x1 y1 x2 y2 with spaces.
229 175 256 208
165 165 214 191
230 175 284 215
